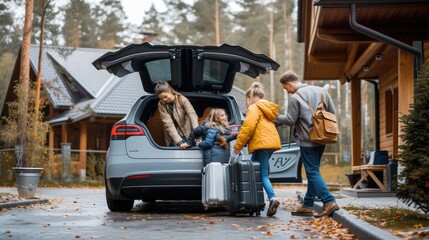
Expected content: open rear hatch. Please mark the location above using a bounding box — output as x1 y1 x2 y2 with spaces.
93 43 280 94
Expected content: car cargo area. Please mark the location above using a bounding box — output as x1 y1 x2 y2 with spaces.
139 95 239 147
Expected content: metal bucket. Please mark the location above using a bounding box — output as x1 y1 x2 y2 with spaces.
13 167 43 198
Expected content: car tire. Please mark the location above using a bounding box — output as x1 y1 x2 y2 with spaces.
105 188 134 212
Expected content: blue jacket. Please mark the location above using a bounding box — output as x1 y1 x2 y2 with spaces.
186 126 237 166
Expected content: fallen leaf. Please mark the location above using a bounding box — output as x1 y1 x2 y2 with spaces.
260 230 274 235
413 223 423 228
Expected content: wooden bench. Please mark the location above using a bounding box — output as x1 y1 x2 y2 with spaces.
352 165 387 192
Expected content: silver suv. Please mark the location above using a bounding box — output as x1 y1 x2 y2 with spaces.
93 43 301 211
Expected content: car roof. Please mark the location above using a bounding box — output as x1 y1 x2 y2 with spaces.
93 43 280 94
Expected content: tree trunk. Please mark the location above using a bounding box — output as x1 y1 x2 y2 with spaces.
215 0 220 45
35 0 48 117
269 1 274 102
18 0 34 167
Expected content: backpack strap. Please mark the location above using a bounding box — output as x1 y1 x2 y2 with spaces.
295 91 315 115
296 91 328 113
295 91 312 136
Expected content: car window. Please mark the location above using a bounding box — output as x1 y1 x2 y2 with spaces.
277 125 296 144
146 59 172 82
202 59 229 84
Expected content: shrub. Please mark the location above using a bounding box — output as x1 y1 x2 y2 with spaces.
0 81 49 168
396 61 429 213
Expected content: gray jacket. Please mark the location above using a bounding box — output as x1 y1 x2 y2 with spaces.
277 84 336 147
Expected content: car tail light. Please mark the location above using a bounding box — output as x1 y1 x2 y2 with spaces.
111 124 144 140
127 174 151 179
229 124 241 134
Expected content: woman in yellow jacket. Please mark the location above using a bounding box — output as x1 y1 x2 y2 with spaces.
233 82 281 217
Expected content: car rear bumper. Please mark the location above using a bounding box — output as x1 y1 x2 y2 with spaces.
106 172 202 201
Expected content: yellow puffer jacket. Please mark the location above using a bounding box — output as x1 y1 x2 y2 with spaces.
234 100 281 154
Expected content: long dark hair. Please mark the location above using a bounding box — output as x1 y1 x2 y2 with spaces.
154 80 179 96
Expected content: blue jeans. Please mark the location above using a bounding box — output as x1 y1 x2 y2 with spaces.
300 146 336 207
251 149 275 200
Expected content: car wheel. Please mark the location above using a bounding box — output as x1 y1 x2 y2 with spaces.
105 188 134 212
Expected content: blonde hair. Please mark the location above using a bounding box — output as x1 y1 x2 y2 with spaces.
245 81 265 106
246 81 265 99
206 108 228 134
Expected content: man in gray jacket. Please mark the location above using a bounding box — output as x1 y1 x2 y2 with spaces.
277 70 339 218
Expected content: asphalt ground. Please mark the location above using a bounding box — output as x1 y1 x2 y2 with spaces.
0 185 408 240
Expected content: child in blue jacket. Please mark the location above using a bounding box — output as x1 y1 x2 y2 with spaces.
185 108 237 166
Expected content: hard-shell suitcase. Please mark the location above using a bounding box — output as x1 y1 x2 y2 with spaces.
227 156 265 216
201 162 229 210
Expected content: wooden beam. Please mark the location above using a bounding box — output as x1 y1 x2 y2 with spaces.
340 44 359 84
397 49 414 147
308 6 321 59
348 43 385 77
308 54 347 64
351 78 361 167
317 26 429 43
79 122 88 180
61 124 68 143
47 126 54 181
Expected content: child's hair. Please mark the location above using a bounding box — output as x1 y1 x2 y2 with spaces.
246 81 265 99
206 108 228 134
154 80 180 96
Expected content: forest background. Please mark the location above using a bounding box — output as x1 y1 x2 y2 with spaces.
0 0 355 183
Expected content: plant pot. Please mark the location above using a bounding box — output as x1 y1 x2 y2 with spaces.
345 173 361 188
13 167 43 198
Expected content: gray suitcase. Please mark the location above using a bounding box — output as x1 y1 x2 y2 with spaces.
227 154 265 216
201 162 229 210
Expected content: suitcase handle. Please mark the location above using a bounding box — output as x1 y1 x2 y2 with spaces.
228 151 244 165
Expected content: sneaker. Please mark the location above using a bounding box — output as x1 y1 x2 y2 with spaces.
266 200 280 217
314 202 339 218
291 206 314 216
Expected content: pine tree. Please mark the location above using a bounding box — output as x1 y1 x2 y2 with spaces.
158 0 190 44
140 4 163 43
32 0 61 45
62 0 97 48
396 61 429 213
94 0 125 48
190 0 232 45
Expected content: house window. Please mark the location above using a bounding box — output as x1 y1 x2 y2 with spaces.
385 88 398 136
361 80 377 157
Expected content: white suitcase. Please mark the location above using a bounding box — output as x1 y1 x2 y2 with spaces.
201 162 229 210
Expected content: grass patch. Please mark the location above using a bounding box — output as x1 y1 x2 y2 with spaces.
345 206 429 231
301 164 351 186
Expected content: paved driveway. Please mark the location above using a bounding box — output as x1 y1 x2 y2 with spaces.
0 187 354 239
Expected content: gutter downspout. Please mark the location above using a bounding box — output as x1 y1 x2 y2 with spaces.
349 4 423 74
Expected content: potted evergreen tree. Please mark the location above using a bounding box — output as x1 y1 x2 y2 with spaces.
396 61 429 213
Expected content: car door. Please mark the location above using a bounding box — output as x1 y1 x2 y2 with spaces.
269 125 302 183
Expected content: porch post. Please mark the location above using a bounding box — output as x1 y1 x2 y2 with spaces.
46 126 54 181
351 78 361 168
79 122 88 181
397 49 414 179
397 50 414 146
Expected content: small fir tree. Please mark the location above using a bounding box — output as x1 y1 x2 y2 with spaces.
396 61 429 213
